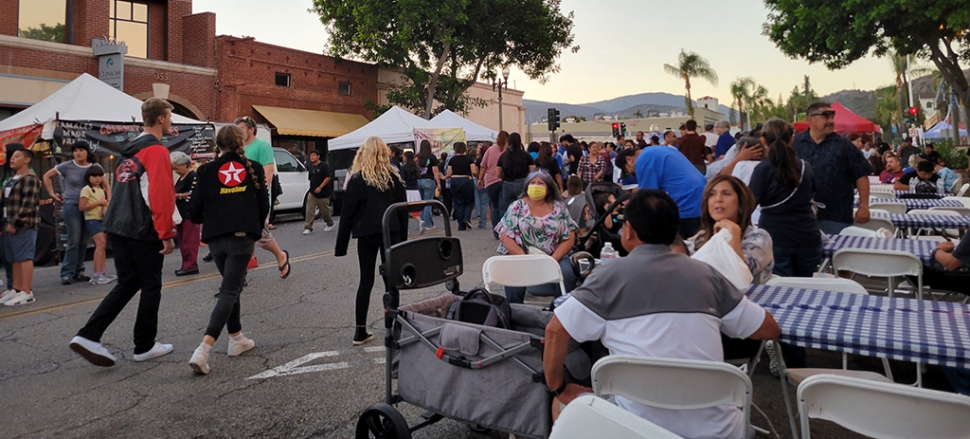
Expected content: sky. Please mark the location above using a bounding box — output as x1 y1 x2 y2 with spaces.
193 0 898 107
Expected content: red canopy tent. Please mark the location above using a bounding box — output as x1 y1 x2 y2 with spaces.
793 102 883 135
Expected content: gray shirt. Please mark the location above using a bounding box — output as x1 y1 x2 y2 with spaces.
55 161 103 205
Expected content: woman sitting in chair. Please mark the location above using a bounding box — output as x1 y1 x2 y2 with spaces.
691 175 775 285
495 169 578 304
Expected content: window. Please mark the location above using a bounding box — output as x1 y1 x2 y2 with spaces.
19 0 67 43
273 150 304 173
109 1 149 58
275 73 291 87
339 82 352 96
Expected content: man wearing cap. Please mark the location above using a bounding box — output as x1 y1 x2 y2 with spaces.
43 141 111 285
303 150 335 235
897 137 919 167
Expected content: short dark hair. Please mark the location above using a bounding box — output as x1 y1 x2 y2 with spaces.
704 123 715 131
925 143 935 149
309 149 321 156
685 120 697 131
559 134 576 144
847 133 863 142
806 101 832 115
916 160 935 173
624 189 679 245
615 147 638 176
650 135 660 145
84 163 104 186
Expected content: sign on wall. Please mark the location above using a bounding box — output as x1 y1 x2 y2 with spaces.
92 38 127 91
54 121 216 160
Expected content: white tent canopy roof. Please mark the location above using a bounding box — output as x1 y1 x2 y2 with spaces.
925 121 967 139
0 73 201 133
328 106 456 151
430 110 497 142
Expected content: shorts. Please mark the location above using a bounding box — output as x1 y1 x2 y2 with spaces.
3 228 36 263
85 219 104 236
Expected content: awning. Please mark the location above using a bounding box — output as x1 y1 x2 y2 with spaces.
252 105 369 138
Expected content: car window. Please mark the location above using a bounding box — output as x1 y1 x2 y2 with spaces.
274 150 303 172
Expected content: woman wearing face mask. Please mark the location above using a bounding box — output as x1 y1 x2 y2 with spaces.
494 169 577 304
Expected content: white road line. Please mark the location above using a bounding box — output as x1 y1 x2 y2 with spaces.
248 346 385 379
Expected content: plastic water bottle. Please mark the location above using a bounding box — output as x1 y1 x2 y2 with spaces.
600 242 618 264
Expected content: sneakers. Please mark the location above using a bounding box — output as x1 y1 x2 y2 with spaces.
0 289 17 305
69 336 117 367
302 229 311 235
189 344 210 375
3 291 34 306
228 334 255 357
765 340 780 378
132 342 174 362
353 326 374 346
90 274 118 285
74 273 91 283
61 277 74 285
323 224 335 232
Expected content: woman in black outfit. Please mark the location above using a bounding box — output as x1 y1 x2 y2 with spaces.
186 125 269 375
496 133 535 216
536 141 563 191
335 136 409 345
445 143 479 230
416 140 440 232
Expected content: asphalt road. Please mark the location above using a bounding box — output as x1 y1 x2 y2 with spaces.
0 212 959 439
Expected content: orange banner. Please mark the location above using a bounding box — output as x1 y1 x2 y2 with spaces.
0 124 44 150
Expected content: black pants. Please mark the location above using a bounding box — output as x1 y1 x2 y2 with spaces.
205 235 255 339
77 234 164 355
451 178 475 230
355 233 402 326
440 187 453 217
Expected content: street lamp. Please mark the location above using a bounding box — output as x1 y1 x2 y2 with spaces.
493 67 511 131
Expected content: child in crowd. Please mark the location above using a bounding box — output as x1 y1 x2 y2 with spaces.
894 160 945 195
0 150 41 306
79 166 116 285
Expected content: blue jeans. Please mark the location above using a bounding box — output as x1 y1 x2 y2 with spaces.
818 220 850 236
499 179 526 219
60 203 89 279
772 245 823 278
504 257 577 304
486 183 503 237
474 179 489 229
451 178 475 230
417 179 436 228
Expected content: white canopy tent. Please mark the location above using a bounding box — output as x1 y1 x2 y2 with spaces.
0 73 201 135
430 110 497 142
328 106 455 151
924 121 967 139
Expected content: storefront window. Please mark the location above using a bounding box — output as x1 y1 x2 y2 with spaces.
109 1 149 58
18 0 67 43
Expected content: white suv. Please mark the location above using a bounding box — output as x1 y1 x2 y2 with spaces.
272 148 310 212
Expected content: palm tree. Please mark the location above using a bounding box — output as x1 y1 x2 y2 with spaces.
730 77 754 129
664 50 719 118
885 49 932 131
874 85 900 139
749 84 770 124
632 110 644 119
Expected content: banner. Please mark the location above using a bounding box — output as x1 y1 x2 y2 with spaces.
0 124 44 150
53 120 216 160
413 128 467 156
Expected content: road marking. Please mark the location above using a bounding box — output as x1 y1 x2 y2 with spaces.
248 346 386 379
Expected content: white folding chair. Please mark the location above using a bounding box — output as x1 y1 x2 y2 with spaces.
931 205 970 217
909 208 962 237
591 355 752 438
831 248 923 300
869 202 907 214
870 186 896 197
852 216 895 235
797 374 970 439
481 254 565 298
958 183 969 197
550 394 684 439
837 226 878 237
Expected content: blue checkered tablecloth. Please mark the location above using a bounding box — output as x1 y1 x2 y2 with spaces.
747 285 970 369
856 198 965 210
872 212 970 229
895 190 944 199
822 235 938 264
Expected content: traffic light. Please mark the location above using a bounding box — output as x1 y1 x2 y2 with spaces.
908 106 918 116
620 123 627 136
612 123 620 137
547 108 561 131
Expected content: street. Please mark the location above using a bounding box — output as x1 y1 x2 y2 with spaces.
0 214 954 439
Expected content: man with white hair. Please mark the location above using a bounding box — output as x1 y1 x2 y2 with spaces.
713 120 735 159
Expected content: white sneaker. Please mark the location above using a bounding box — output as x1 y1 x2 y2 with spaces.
0 289 17 305
228 334 255 357
3 291 34 306
302 229 311 235
69 336 117 367
189 344 210 375
132 342 174 362
323 224 335 232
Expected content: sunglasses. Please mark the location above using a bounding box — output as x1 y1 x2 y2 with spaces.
809 110 836 119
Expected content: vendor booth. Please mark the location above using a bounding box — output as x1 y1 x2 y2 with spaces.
793 102 883 137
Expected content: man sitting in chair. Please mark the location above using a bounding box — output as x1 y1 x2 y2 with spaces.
542 189 780 439
927 238 970 396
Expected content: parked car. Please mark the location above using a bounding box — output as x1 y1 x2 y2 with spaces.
273 147 310 212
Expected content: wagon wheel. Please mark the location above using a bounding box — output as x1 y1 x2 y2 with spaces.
355 404 411 439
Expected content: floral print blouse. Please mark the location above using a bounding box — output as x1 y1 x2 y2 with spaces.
495 199 578 255
693 225 775 285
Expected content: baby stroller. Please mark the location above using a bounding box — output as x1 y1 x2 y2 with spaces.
573 181 630 258
356 200 591 439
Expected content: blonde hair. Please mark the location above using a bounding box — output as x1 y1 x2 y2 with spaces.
216 125 260 191
350 136 401 191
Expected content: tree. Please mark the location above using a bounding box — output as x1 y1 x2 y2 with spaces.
663 50 718 118
632 110 644 119
763 0 970 136
313 0 576 119
729 77 754 129
18 23 65 43
874 85 900 139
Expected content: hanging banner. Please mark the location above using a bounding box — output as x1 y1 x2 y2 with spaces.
413 128 467 156
53 120 216 160
0 124 45 150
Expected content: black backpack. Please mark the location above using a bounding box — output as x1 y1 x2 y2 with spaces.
447 288 512 329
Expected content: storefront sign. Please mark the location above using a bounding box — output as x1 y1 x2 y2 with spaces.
92 39 127 91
